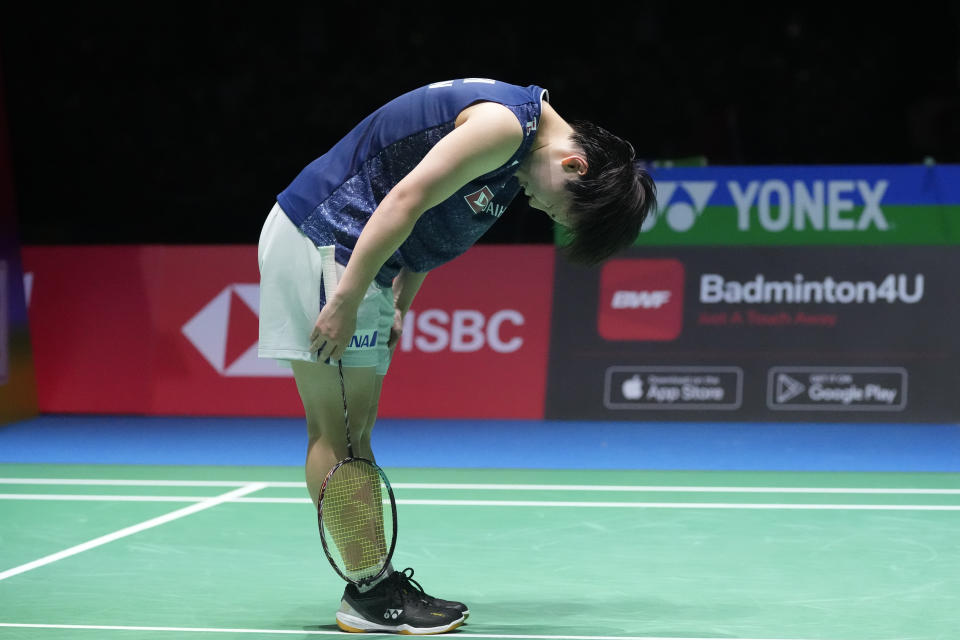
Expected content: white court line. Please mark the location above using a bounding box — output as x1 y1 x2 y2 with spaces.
394 499 960 510
394 483 960 495
0 494 206 502
0 623 822 640
0 478 303 488
0 483 266 582
3 477 960 494
2 493 960 510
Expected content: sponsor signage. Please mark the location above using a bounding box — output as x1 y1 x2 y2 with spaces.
379 245 555 418
767 367 907 411
23 245 554 418
597 259 684 341
604 366 742 410
631 165 960 245
545 246 960 422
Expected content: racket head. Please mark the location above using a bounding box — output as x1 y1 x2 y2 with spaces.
317 456 398 586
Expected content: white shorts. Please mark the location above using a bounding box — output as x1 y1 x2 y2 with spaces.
257 203 395 375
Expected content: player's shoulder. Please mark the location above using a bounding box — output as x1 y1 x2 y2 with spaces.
454 101 523 137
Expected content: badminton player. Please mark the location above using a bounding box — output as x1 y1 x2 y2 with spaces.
258 78 656 634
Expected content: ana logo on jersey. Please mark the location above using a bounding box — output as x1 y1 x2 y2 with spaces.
464 186 506 218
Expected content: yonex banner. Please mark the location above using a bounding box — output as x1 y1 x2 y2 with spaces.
545 246 960 422
22 245 553 418
632 165 960 245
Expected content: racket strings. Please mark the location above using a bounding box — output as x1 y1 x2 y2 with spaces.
321 460 389 581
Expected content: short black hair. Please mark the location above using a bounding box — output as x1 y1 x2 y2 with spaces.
562 120 657 265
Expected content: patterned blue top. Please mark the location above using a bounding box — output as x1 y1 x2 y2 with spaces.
277 79 548 287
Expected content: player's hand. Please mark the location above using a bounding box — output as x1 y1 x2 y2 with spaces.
310 297 358 363
387 308 405 355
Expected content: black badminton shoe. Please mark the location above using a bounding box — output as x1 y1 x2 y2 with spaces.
395 568 469 620
337 569 465 634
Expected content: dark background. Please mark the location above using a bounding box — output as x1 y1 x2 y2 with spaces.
1 3 958 245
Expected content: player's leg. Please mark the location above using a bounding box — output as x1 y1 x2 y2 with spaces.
350 373 383 462
291 360 378 507
351 361 472 622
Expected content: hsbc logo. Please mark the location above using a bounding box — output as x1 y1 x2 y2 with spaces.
181 284 292 378
182 285 525 376
464 185 506 218
598 259 685 341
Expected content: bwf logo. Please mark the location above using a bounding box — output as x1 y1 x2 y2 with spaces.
611 290 671 309
641 181 717 233
598 259 685 341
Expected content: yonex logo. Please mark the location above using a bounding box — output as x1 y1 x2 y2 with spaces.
641 181 717 233
642 178 890 234
384 609 403 620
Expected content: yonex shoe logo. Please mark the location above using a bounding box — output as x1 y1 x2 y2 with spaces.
641 181 716 233
384 609 403 620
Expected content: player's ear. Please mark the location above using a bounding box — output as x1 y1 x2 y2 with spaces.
561 155 588 176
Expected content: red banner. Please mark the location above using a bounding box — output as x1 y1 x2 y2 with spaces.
22 245 553 418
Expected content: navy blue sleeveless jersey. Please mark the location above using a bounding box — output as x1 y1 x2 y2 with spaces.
276 79 548 287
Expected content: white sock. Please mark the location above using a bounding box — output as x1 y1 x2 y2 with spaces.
357 564 393 593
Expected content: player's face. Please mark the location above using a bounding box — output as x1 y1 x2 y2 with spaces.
518 175 574 226
515 152 586 227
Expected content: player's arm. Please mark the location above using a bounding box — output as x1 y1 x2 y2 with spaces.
311 103 523 359
387 267 428 351
393 267 427 317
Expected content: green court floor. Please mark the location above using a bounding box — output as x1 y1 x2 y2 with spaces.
1 464 959 640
